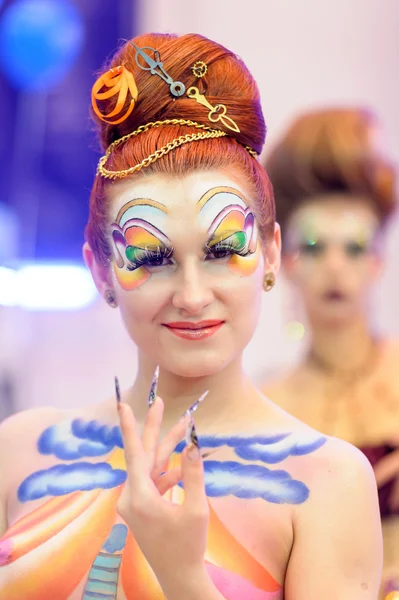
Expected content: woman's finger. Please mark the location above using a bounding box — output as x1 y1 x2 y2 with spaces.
141 396 164 468
181 420 208 514
151 414 189 479
155 466 183 496
181 445 209 516
118 402 151 492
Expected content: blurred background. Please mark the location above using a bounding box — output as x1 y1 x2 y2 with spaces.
0 0 398 417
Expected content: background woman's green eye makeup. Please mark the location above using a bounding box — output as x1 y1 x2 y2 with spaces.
299 240 325 257
345 240 368 257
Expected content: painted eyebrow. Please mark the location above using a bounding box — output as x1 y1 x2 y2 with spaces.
196 186 247 209
115 197 168 223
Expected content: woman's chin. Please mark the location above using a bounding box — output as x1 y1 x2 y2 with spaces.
161 352 230 378
310 302 360 329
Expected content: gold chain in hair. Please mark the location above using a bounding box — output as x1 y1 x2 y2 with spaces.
97 119 257 180
244 146 258 158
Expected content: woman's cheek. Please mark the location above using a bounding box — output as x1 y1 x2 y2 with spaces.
227 244 261 277
113 262 151 291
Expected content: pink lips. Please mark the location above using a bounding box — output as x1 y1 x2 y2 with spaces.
163 320 224 341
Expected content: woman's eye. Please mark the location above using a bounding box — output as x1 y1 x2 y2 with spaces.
205 231 249 261
299 242 324 257
345 241 368 257
205 246 233 260
125 245 173 271
127 254 172 270
145 255 166 267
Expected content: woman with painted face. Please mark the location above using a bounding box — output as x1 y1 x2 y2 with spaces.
0 37 381 599
262 107 398 598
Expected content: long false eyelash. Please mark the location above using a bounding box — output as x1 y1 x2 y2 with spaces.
126 245 174 271
205 234 250 258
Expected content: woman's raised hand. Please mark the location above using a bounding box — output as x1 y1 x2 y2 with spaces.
116 393 211 595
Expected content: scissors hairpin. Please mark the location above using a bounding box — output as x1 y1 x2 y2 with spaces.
187 86 240 133
131 43 186 97
128 46 240 134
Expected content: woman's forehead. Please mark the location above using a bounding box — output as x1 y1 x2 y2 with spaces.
109 170 251 221
287 196 380 237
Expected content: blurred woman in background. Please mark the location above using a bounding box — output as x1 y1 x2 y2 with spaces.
262 107 398 598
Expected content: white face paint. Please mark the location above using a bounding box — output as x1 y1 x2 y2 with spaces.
105 170 279 378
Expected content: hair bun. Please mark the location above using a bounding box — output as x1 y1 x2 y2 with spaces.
92 33 266 155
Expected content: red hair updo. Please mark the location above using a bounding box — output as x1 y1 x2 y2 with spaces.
264 107 397 251
86 33 275 264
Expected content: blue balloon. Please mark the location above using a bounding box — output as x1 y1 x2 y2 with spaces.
0 0 85 91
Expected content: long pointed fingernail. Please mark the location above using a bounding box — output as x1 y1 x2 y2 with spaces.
186 415 200 460
148 365 159 408
201 448 219 459
189 390 208 415
114 376 121 409
180 390 208 421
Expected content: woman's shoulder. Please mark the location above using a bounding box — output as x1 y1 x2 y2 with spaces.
0 403 110 455
310 433 376 479
294 434 380 546
266 400 375 483
0 406 68 441
0 397 117 440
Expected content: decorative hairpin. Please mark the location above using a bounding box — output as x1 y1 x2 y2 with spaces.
91 65 138 125
93 47 257 179
192 61 207 78
187 86 240 133
131 43 186 97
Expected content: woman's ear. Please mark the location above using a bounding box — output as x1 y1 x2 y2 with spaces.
263 222 281 277
83 242 113 298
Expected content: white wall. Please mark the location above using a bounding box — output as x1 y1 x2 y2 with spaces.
139 0 399 160
2 0 399 413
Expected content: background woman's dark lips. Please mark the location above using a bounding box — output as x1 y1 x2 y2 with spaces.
323 290 346 301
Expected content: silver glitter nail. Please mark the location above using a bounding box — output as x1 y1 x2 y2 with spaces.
181 390 209 420
148 365 159 407
185 414 199 449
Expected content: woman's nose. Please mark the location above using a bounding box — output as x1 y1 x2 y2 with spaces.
324 246 347 273
171 261 214 315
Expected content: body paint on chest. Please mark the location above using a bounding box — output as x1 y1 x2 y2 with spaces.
0 420 326 599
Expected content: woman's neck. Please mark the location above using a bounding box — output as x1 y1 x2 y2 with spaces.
127 354 260 431
307 316 377 373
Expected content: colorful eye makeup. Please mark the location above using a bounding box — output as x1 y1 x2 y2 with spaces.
298 238 372 259
288 209 380 260
111 199 173 291
111 186 260 292
198 186 260 276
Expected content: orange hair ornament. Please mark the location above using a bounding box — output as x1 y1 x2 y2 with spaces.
91 65 138 125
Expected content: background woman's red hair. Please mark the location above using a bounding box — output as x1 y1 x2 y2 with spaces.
264 108 397 249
